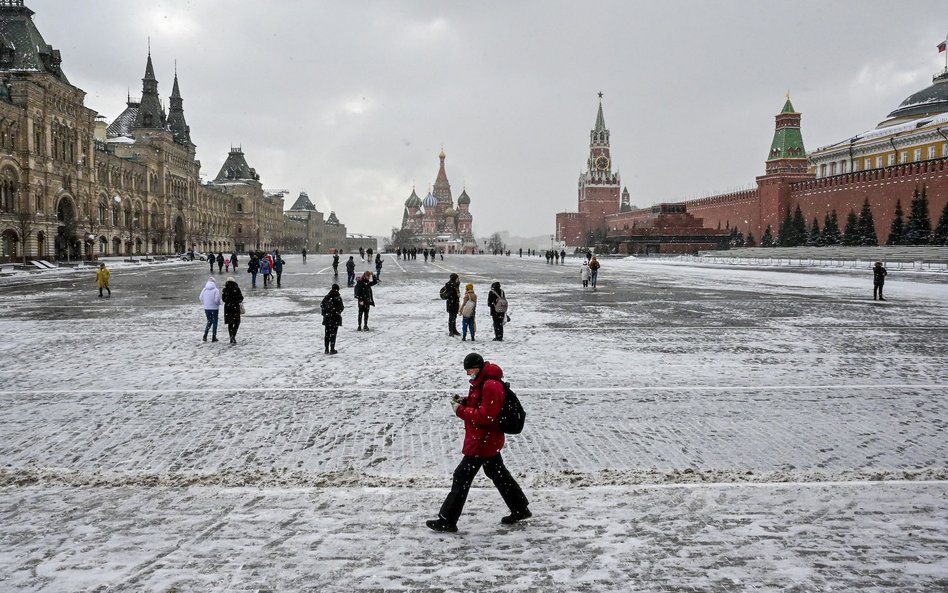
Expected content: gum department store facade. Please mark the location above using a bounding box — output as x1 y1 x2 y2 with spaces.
558 60 948 252
0 2 363 263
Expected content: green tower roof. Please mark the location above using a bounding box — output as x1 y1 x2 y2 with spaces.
767 98 806 161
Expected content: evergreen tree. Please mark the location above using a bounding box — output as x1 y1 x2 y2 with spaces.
777 208 793 246
807 217 821 246
744 232 756 247
791 205 807 246
935 201 948 246
822 210 842 245
856 197 878 246
887 199 905 246
842 210 859 246
904 186 933 244
761 225 775 247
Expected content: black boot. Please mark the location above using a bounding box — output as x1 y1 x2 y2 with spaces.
425 518 458 533
501 509 532 525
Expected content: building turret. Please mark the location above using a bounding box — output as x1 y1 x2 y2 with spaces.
433 149 453 208
765 96 808 175
214 146 260 182
132 51 166 130
167 69 192 145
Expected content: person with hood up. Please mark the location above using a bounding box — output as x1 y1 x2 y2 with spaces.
873 261 888 301
581 260 591 289
258 255 272 288
487 281 506 341
216 252 225 273
345 256 356 287
353 270 378 331
199 277 222 342
460 283 477 341
443 273 461 337
96 262 111 298
321 283 344 354
221 276 244 343
247 254 260 288
426 353 531 533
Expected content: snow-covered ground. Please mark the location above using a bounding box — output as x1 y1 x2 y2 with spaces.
1 255 946 592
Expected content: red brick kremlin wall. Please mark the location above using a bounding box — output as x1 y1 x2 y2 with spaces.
674 158 948 244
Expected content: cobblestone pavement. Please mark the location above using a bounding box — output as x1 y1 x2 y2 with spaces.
0 255 945 591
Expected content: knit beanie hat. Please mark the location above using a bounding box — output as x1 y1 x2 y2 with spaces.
465 283 474 291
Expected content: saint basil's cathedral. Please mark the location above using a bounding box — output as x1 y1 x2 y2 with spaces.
399 150 477 253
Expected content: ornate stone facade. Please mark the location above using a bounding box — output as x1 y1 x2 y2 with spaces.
398 150 476 253
0 1 354 261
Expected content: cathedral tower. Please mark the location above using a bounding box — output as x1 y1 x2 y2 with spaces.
167 69 192 146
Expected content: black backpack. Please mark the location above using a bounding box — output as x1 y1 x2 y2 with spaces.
497 381 525 434
439 283 450 300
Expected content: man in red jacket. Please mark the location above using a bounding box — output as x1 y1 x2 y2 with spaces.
426 353 531 533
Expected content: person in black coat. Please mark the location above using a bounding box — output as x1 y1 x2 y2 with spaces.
321 283 344 354
444 273 461 337
353 271 378 331
216 252 225 273
487 281 506 341
221 277 244 344
873 261 888 301
345 256 356 287
332 253 340 277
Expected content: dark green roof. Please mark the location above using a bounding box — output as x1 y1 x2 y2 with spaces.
768 126 806 161
780 97 796 114
0 2 68 83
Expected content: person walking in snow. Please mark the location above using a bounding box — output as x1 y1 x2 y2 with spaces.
873 261 888 301
374 253 384 281
216 252 225 273
581 260 590 289
332 253 340 277
443 272 461 337
301 247 307 263
460 283 477 341
199 276 222 342
247 254 259 288
321 283 344 354
231 251 239 272
95 262 111 298
359 246 365 262
221 276 244 344
354 270 378 331
426 353 531 533
588 255 600 290
273 252 285 287
345 256 356 287
208 253 216 273
488 281 506 341
258 255 272 288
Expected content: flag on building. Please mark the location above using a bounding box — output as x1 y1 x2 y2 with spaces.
939 38 947 53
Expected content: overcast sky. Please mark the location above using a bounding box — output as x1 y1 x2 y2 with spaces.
33 1 948 238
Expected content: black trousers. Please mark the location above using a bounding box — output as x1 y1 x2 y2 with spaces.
491 313 504 340
358 305 370 328
324 324 338 351
227 317 241 340
874 282 884 300
439 453 529 524
448 307 459 335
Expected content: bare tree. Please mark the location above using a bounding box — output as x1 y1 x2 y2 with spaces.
13 207 41 263
487 232 504 254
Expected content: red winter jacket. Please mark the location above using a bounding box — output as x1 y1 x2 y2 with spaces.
456 362 506 458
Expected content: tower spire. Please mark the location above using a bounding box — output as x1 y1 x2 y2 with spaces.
168 64 192 145
133 48 166 129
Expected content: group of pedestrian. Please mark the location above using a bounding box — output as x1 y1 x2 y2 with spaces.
544 249 567 264
208 252 240 274
246 250 285 288
581 254 600 289
198 276 244 343
441 274 508 342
